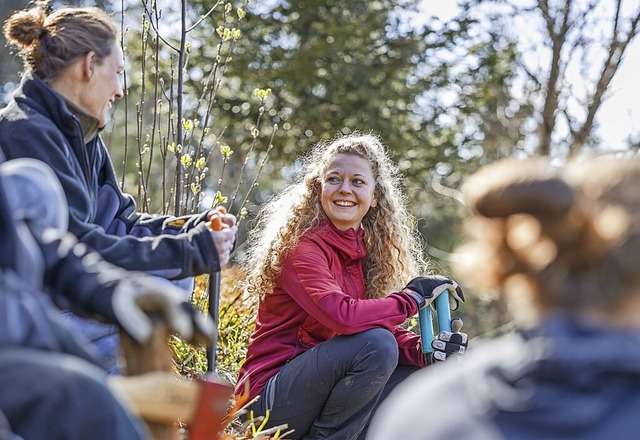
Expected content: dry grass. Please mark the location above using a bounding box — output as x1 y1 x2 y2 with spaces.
169 267 294 439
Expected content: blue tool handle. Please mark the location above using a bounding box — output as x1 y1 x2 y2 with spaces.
419 294 452 353
436 294 452 334
419 306 435 353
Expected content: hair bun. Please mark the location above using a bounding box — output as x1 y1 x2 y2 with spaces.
463 158 574 218
3 7 47 48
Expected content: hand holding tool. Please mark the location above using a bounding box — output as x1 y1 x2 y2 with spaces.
419 295 468 364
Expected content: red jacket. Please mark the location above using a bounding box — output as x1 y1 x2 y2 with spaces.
235 220 426 401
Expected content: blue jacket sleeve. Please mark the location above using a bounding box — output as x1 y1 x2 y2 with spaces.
35 226 120 322
0 113 219 279
0 267 103 364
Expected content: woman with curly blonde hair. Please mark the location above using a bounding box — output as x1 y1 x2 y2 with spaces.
235 132 467 440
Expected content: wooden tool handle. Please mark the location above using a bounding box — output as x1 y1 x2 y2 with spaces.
208 206 227 231
109 371 199 424
207 205 227 373
120 322 177 440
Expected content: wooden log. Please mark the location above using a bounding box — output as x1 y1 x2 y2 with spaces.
120 321 176 440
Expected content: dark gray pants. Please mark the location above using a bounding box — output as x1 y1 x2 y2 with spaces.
0 347 148 440
248 328 420 440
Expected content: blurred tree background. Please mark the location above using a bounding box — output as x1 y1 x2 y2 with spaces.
0 0 30 100
2 0 639 343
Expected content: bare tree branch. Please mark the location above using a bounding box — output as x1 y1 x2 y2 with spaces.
569 0 640 154
538 0 573 155
430 173 467 207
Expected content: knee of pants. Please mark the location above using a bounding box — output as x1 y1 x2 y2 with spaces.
37 355 110 403
353 328 399 372
38 356 137 428
1 350 135 433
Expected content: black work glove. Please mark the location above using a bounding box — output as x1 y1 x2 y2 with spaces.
432 317 468 362
402 275 465 310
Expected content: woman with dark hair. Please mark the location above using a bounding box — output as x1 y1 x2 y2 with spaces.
0 3 236 371
368 156 640 440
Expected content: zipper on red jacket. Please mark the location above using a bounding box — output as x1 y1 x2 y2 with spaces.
343 266 358 298
351 232 363 298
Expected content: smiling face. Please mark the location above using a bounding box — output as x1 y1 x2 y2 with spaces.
77 41 124 127
320 153 378 231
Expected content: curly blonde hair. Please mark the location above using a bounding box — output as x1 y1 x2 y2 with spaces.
242 132 429 300
454 156 640 322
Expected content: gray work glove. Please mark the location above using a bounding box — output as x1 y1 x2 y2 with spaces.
402 275 465 311
432 317 468 362
111 277 216 347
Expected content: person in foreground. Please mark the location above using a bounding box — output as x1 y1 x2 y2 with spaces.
368 155 640 440
0 155 215 439
0 3 236 371
234 133 468 439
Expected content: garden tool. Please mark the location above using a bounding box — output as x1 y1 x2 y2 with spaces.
113 318 234 440
110 208 235 439
186 205 236 439
418 293 452 365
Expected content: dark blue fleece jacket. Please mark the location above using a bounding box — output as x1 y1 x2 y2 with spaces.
0 151 109 364
369 313 640 440
0 71 219 279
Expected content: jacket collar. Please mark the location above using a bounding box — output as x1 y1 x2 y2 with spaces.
13 71 96 183
528 312 640 375
310 218 366 262
63 97 101 142
15 71 84 144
